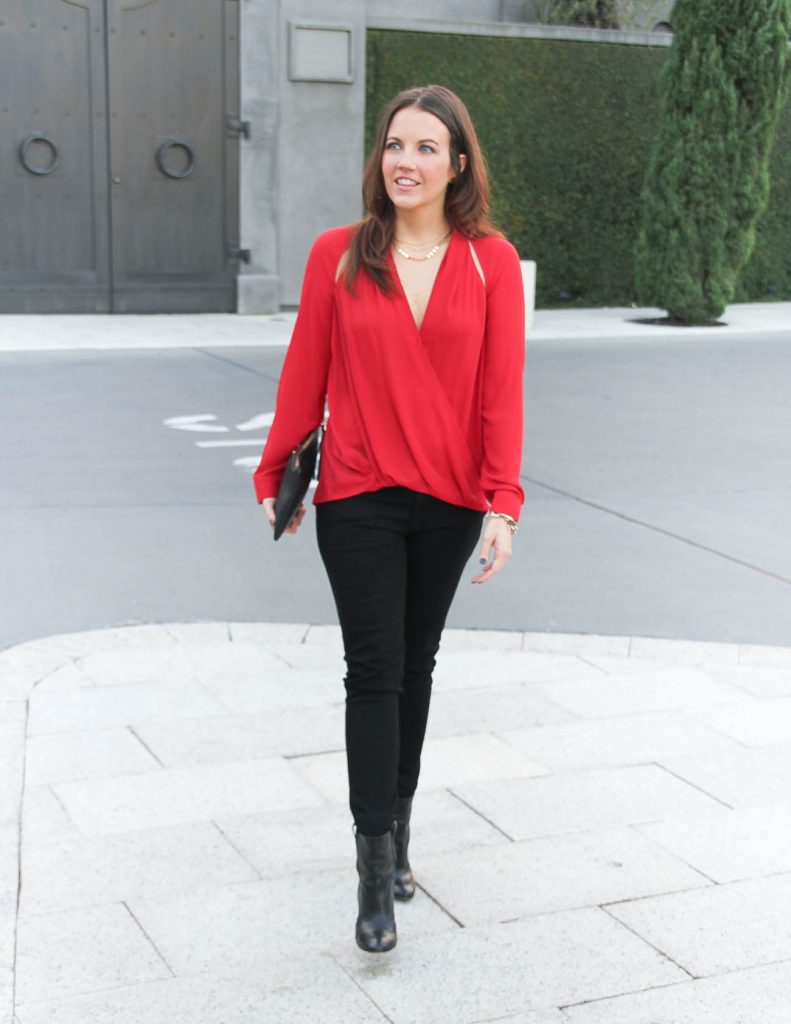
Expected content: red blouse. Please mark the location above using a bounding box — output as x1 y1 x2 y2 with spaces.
253 226 525 521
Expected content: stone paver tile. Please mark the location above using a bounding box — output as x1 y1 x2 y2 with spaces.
606 872 791 976
417 827 709 926
15 959 388 1023
453 764 726 841
159 622 231 643
440 628 524 651
262 641 346 671
739 644 791 668
691 697 791 746
1 854 17 972
15 902 170 1005
628 637 739 664
227 620 309 645
52 757 323 835
19 821 258 915
130 870 457 974
428 685 573 738
216 789 506 879
27 681 228 735
537 667 748 718
291 733 546 805
431 650 605 693
0 828 18 908
14 950 389 1024
1 976 10 1024
45 624 175 654
499 710 739 772
0 703 25 825
74 643 288 689
563 961 791 1023
335 907 685 1024
660 745 791 807
303 623 344 647
21 786 82 847
28 663 95 695
521 632 631 657
636 804 791 883
0 646 76 701
703 662 791 698
0 700 26 737
203 667 341 715
132 705 344 765
418 734 547 788
572 654 677 676
25 727 160 785
472 1014 567 1024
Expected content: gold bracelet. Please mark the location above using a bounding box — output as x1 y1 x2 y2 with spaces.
486 511 518 535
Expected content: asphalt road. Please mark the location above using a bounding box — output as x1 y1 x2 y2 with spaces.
2 334 791 651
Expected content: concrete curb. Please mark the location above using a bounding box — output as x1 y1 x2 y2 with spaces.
10 617 791 708
5 621 791 700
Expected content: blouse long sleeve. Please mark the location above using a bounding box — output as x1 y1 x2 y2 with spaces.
252 230 339 503
478 239 526 521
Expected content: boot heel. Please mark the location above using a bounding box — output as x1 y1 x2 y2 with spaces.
355 826 397 953
393 796 416 901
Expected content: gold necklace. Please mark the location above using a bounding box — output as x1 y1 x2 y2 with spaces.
394 230 452 261
395 229 448 249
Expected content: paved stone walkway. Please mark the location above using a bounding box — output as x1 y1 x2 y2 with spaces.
4 622 791 1023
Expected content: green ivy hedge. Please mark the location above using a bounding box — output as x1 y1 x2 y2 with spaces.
366 29 791 308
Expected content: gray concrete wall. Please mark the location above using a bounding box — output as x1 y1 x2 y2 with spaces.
277 0 367 307
367 0 502 19
615 0 674 31
238 0 366 312
238 0 280 314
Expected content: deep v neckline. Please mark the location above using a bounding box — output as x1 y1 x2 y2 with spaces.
389 230 455 336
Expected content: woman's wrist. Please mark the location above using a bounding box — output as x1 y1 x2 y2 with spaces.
486 511 518 536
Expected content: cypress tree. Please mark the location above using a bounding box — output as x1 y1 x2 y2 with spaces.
635 0 791 323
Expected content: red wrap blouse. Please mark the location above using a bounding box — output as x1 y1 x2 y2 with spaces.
253 225 525 521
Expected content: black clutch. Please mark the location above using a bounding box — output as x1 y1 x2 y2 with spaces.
273 424 324 540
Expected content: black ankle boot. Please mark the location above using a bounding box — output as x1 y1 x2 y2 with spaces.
393 796 416 901
354 827 397 953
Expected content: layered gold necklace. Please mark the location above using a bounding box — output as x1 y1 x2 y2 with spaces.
393 229 452 261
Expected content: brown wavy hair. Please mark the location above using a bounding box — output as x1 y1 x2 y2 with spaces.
345 84 500 293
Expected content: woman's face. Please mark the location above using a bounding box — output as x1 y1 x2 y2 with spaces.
381 105 463 217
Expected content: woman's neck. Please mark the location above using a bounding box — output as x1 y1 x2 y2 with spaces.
393 209 451 245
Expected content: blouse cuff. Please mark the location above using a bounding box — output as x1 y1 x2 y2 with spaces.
253 470 281 505
489 489 523 522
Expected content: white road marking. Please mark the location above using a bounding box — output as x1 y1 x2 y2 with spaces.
236 413 275 431
195 439 267 448
162 414 229 432
164 411 274 473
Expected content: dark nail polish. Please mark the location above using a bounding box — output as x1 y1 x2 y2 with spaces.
479 557 486 565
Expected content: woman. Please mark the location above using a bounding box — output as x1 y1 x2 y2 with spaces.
254 85 524 953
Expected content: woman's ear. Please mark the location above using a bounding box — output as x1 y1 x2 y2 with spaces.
450 154 467 183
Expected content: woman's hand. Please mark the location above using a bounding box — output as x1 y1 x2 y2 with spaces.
262 497 306 535
471 515 513 584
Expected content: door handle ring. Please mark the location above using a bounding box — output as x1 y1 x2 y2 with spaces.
19 134 60 176
155 139 196 179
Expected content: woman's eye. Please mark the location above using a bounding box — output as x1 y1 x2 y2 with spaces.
419 145 435 153
386 141 400 150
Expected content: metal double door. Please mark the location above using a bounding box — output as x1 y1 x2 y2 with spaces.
0 0 241 313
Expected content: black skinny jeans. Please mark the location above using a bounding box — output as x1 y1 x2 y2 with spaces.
316 486 483 836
